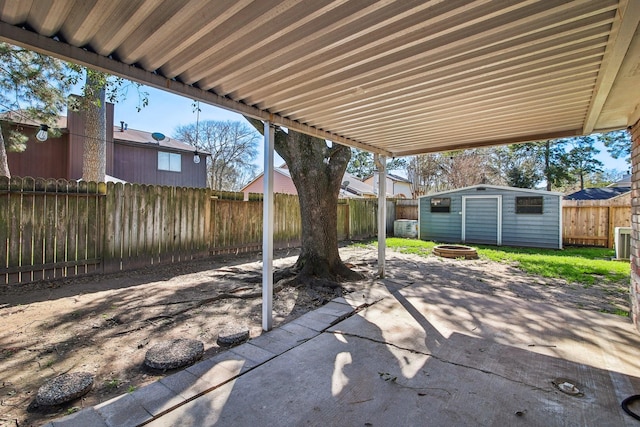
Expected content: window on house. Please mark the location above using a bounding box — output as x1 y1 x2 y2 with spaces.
158 152 182 172
516 196 543 214
430 197 451 213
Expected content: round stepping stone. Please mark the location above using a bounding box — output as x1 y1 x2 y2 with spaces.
216 325 250 347
144 338 204 370
36 372 94 406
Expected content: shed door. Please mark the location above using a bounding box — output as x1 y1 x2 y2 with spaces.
462 196 502 245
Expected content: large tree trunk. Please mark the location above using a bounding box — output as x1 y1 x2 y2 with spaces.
0 130 10 178
246 118 362 287
82 72 106 182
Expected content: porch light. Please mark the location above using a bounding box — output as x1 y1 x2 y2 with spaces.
193 151 201 164
35 124 48 142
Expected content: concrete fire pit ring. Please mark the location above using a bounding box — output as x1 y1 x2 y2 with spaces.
144 338 204 370
36 372 94 406
217 325 250 347
433 244 478 260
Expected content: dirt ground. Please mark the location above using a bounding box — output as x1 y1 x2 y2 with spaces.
0 245 631 427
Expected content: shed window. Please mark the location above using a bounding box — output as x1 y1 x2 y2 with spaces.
430 197 451 213
158 152 181 172
516 196 543 214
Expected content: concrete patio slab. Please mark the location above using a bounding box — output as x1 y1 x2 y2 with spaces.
48 407 108 427
94 393 151 427
47 277 640 427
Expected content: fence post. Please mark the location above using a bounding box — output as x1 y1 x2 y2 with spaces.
607 205 613 248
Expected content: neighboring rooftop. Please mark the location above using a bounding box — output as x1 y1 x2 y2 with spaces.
607 174 631 188
0 110 67 129
564 187 631 201
112 126 201 153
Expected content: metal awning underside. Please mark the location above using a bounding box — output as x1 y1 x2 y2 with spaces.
1 0 639 157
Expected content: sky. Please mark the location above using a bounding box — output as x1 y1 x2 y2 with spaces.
108 85 631 175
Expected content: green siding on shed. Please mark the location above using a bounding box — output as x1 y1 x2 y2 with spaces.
419 185 561 249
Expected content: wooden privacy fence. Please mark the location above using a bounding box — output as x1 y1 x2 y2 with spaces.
395 199 419 220
0 177 104 285
1 178 379 285
562 199 631 248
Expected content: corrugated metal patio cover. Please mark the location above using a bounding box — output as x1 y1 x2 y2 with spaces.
1 0 639 156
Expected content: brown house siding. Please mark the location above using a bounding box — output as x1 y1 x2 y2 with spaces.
113 143 206 188
5 130 69 179
4 101 205 187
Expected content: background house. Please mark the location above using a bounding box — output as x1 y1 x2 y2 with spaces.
564 173 631 203
562 177 631 248
364 173 412 198
419 185 563 249
2 103 207 188
241 166 380 200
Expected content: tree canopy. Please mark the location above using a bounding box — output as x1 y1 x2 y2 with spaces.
346 148 406 179
174 120 259 191
408 132 626 195
0 42 149 180
0 43 73 177
598 130 631 164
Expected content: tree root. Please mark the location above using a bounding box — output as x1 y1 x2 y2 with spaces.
143 282 286 323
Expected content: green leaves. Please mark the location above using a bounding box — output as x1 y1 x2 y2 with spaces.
346 148 406 179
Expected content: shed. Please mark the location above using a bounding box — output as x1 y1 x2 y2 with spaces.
419 185 563 249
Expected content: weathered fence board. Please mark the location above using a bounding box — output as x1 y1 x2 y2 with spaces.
1 177 103 284
2 178 382 285
274 193 301 247
395 199 419 220
349 199 377 239
562 201 631 247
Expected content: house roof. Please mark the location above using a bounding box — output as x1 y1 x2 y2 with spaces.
340 172 376 197
387 173 411 184
419 184 563 198
242 168 379 197
1 2 638 158
0 110 67 129
0 110 201 154
112 126 201 153
363 172 411 183
564 186 631 200
607 174 632 187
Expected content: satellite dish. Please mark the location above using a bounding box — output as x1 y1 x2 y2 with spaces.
341 180 350 189
151 132 166 142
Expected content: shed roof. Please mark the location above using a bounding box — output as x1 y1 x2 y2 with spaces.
564 186 631 200
1 1 638 157
419 184 564 198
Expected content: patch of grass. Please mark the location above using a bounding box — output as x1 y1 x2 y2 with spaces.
476 245 629 285
127 385 136 393
384 237 437 257
383 238 630 285
104 378 120 390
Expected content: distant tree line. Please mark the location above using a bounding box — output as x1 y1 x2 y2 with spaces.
405 131 630 196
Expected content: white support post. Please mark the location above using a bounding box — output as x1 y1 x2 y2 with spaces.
375 154 387 278
262 121 275 331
